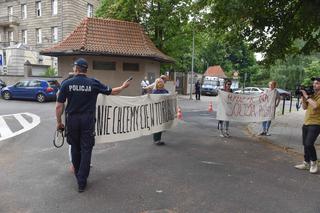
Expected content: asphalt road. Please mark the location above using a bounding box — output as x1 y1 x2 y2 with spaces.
0 97 320 213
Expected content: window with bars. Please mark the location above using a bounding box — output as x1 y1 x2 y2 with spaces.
36 28 42 44
21 4 27 19
22 30 27 44
36 1 42 17
93 61 116 70
123 63 140 72
87 4 93 17
52 0 58 15
51 27 58 43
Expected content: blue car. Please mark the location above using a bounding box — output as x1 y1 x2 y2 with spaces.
1 79 60 103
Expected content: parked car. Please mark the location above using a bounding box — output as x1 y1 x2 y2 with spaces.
1 79 60 103
0 78 6 89
233 87 264 95
262 88 292 100
277 88 291 100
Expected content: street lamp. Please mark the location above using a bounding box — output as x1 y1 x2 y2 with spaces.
189 28 195 100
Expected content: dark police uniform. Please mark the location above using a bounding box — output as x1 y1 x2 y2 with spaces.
57 74 112 188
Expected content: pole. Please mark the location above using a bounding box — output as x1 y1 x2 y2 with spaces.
189 29 195 100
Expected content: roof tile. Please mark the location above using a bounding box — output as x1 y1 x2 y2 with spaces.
41 18 174 63
204 66 227 78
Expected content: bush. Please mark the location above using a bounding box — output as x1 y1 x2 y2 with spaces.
43 67 57 77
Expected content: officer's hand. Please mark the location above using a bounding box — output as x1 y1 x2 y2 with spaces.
57 122 65 131
122 80 130 89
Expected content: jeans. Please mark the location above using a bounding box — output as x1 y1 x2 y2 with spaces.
302 125 320 162
262 120 271 132
195 91 200 100
219 120 229 131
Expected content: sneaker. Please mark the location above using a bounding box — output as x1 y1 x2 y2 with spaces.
294 161 310 170
220 131 225 138
259 131 266 136
265 132 271 136
154 141 165 146
224 131 230 138
310 161 318 174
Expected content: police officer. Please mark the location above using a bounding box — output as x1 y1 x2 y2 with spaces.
56 58 130 192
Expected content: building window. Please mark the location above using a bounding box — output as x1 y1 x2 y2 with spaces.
36 1 42 17
22 30 27 44
87 3 93 17
36 28 42 44
8 6 13 16
8 31 14 42
52 0 58 15
21 4 27 19
8 6 13 22
123 63 140 72
51 27 58 43
93 61 116 70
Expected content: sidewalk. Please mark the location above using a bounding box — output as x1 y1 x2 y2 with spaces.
177 94 320 156
247 109 320 155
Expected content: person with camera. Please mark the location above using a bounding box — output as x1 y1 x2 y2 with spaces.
56 58 131 192
294 77 320 174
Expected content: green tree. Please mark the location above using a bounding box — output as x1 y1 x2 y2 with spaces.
303 60 320 85
201 0 320 63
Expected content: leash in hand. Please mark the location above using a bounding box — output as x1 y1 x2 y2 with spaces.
53 127 65 148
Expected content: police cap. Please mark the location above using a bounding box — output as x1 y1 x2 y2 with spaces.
74 58 88 69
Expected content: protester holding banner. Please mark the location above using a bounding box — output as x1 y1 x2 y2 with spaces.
144 74 168 93
56 58 131 192
152 78 169 145
295 77 320 174
218 79 233 137
259 81 280 136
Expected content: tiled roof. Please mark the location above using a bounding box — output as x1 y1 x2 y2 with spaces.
203 65 227 78
41 18 174 63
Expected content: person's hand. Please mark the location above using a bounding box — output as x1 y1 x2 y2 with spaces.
57 122 65 131
122 80 130 89
300 90 308 99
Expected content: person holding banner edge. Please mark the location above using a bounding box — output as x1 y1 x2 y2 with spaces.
152 78 169 145
218 79 233 138
294 77 320 174
56 58 131 192
259 81 280 136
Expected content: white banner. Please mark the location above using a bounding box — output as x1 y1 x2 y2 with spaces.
217 90 276 122
95 94 177 143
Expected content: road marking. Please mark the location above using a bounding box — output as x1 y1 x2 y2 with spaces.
0 116 13 138
0 112 41 142
200 161 223 165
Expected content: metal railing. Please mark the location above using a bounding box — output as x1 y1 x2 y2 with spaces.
0 15 19 26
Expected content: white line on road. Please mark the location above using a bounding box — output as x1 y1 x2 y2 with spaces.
0 112 41 142
0 116 13 138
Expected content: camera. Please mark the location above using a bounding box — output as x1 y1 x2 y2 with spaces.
295 85 314 96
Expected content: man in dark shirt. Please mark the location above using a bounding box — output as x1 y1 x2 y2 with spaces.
56 58 130 192
195 80 201 100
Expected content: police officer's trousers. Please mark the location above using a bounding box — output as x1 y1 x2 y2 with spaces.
67 113 95 187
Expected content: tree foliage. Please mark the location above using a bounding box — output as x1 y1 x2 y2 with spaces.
96 0 257 75
202 0 320 63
